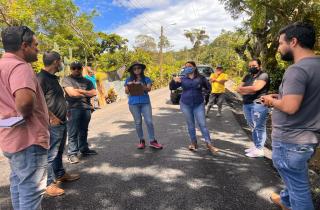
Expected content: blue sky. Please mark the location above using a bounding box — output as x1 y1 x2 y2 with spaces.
74 0 244 50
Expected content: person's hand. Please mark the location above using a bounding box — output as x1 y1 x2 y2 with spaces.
0 111 18 119
127 81 133 85
210 78 216 82
261 94 278 107
173 76 181 83
50 115 62 126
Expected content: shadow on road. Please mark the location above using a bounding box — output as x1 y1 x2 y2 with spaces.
1 104 282 210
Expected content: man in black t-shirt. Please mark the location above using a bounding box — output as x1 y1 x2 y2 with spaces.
38 51 80 197
62 61 97 164
237 58 270 158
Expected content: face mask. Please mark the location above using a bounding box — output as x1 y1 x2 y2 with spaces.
183 67 195 75
249 67 259 74
58 62 64 72
281 49 294 62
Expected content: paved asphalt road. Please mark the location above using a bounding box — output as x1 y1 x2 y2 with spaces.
0 88 283 210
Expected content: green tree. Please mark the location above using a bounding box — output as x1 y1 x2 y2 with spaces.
134 34 157 52
184 28 209 61
219 0 320 89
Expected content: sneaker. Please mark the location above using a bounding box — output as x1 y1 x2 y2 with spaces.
245 148 264 158
270 192 290 210
81 149 98 156
68 155 80 164
46 183 64 197
56 172 80 183
149 140 163 149
137 139 146 149
244 147 256 153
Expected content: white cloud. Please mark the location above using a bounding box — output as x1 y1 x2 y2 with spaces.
112 0 245 50
112 0 170 9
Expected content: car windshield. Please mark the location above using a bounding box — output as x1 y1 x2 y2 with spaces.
197 66 213 77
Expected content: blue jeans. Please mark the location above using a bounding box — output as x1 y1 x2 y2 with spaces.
272 141 316 210
129 103 155 141
180 102 211 143
67 109 91 155
47 124 66 185
243 103 269 149
3 145 48 210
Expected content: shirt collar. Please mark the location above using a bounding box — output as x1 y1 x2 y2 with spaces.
2 52 27 63
40 69 58 79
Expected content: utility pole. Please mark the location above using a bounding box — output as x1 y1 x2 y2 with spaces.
159 26 164 81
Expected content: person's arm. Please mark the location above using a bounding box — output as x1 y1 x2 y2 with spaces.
64 87 85 98
14 88 36 118
238 80 267 94
169 77 182 90
261 67 306 115
9 64 37 118
77 89 97 97
261 94 303 115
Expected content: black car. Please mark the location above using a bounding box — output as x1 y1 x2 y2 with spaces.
169 65 214 104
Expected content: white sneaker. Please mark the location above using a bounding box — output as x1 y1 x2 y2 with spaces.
245 148 264 158
244 147 256 153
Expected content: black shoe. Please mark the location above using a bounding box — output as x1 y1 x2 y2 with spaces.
81 149 98 156
68 155 80 164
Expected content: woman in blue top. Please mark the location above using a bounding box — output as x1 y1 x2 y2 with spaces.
170 61 219 153
124 62 163 149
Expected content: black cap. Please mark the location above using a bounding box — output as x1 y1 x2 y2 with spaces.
216 64 223 69
70 61 83 69
127 62 146 72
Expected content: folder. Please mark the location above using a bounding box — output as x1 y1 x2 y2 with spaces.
128 83 145 96
0 116 25 128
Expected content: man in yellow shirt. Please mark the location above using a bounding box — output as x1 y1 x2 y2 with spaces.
206 65 229 117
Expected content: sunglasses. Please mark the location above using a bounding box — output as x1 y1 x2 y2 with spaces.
71 68 82 71
20 26 30 43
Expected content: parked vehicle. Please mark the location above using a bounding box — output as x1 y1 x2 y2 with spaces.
169 65 214 104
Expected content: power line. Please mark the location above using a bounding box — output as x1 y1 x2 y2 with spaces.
117 0 159 37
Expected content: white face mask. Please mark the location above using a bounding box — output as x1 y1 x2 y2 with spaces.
58 62 64 72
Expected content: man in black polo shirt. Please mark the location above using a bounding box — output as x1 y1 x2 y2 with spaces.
62 61 97 164
37 51 80 197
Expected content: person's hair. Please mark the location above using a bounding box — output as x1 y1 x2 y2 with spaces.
1 26 35 52
43 51 61 67
185 61 196 67
279 22 316 49
185 60 200 77
129 65 146 82
70 61 83 69
251 58 262 67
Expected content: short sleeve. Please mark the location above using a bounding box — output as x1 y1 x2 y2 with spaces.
124 78 130 86
145 77 152 85
282 66 307 96
210 73 215 79
257 72 269 82
87 80 94 90
222 73 229 80
242 74 249 83
9 64 36 95
61 77 73 88
37 74 48 94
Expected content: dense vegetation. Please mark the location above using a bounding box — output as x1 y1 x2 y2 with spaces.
1 0 319 89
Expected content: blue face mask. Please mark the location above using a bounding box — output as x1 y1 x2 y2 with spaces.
182 67 195 75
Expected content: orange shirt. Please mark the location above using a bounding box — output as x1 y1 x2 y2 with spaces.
0 53 49 153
